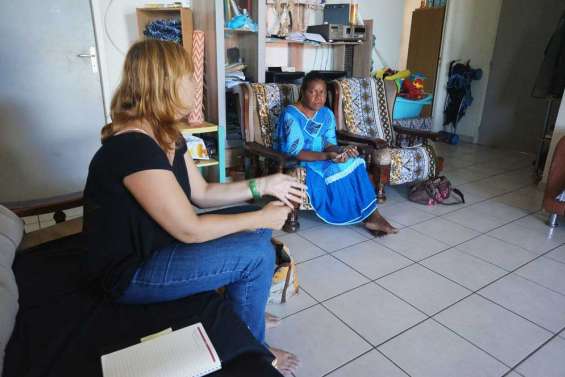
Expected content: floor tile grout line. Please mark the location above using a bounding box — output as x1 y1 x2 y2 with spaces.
373 348 413 377
544 253 565 266
328 245 417 282
413 208 543 267
473 291 557 335
283 191 559 330
412 243 565 320
502 324 565 376
319 349 375 377
269 157 551 375
429 317 516 370
403 243 565 347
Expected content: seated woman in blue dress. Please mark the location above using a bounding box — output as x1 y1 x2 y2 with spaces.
274 72 398 236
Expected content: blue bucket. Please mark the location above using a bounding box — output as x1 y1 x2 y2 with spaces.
393 94 433 120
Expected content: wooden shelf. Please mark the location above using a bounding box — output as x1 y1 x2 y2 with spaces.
225 28 258 34
136 6 183 12
265 38 362 46
195 158 219 168
177 121 219 134
136 7 193 61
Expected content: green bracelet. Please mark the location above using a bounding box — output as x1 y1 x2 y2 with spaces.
248 179 261 201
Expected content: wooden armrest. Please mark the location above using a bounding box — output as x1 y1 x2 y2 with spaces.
245 142 297 163
336 131 388 149
3 192 84 218
393 125 441 141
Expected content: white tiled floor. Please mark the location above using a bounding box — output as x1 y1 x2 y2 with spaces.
267 142 565 376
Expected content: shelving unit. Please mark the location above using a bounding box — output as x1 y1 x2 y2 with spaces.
177 121 226 172
136 7 194 58
136 6 226 182
264 19 373 76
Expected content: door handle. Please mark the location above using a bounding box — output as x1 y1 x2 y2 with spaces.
76 47 98 73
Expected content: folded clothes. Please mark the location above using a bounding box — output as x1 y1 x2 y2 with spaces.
144 19 182 44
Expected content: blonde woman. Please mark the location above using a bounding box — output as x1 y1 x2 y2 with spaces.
82 40 300 375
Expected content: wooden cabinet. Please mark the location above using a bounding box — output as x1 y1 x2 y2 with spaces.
136 7 194 58
406 6 446 116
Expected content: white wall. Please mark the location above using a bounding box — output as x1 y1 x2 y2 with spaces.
478 0 565 153
350 0 405 70
543 93 565 183
398 0 421 70
91 0 173 119
431 0 503 138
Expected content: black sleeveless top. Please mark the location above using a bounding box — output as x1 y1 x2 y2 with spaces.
81 133 191 298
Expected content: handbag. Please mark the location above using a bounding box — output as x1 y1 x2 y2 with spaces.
409 176 465 206
269 239 299 304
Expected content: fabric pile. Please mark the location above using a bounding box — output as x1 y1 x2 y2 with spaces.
144 19 182 44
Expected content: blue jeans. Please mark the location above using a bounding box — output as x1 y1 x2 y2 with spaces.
118 207 275 344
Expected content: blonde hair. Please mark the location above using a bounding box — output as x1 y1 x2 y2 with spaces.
103 39 194 151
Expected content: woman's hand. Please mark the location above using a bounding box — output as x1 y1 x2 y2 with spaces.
260 201 292 230
327 146 358 163
343 145 359 158
260 174 306 208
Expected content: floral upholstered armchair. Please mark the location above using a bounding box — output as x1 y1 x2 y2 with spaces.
329 77 444 202
233 81 376 230
233 82 311 232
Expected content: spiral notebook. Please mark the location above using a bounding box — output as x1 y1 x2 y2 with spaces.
101 322 221 377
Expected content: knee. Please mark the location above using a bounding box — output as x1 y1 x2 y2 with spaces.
248 229 275 271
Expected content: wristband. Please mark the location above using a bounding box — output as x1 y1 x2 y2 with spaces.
248 179 261 201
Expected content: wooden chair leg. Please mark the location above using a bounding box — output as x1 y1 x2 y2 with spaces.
373 163 391 204
283 207 300 233
377 182 387 204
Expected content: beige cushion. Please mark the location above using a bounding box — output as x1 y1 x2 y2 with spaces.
0 205 23 375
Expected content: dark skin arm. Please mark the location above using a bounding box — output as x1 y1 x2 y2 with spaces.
296 145 359 163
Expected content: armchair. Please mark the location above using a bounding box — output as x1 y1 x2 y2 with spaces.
232 82 309 232
329 77 444 202
233 81 391 232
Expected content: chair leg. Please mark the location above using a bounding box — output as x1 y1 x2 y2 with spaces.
548 213 559 228
377 182 387 204
372 163 390 204
283 208 300 233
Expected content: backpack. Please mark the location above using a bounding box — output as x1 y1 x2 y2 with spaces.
409 176 465 206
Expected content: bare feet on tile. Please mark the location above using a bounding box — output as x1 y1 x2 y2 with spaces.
365 210 399 237
265 312 281 329
269 347 300 376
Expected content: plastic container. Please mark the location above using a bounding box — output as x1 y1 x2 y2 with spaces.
393 94 433 120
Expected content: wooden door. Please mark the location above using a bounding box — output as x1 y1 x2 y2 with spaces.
406 7 446 116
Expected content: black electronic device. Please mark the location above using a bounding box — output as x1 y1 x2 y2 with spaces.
306 24 365 42
323 3 357 25
309 70 347 81
266 69 305 85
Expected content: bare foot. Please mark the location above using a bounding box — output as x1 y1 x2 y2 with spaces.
269 347 300 376
265 312 281 330
365 211 399 237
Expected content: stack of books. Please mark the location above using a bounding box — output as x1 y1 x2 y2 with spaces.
225 62 247 89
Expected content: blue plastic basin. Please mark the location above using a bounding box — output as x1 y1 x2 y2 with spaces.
393 94 433 120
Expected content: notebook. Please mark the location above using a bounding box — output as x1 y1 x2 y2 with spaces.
101 322 221 377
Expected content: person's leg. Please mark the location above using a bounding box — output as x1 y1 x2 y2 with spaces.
118 227 275 343
364 209 399 236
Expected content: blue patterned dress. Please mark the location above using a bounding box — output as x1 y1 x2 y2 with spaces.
274 105 377 225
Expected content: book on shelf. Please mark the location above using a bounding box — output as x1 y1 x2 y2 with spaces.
225 62 247 73
285 32 326 44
